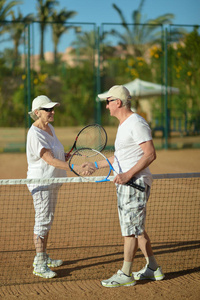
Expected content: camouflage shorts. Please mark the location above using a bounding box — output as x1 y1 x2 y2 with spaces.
116 178 150 237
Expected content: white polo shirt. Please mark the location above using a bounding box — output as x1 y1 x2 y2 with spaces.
113 113 153 187
26 123 66 179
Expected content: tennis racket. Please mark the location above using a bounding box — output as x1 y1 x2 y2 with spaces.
68 148 145 192
65 124 107 160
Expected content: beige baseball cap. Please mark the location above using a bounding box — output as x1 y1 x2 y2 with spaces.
98 85 131 101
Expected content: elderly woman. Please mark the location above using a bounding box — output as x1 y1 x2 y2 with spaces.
27 95 68 279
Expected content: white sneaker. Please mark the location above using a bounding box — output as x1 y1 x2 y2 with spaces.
33 254 63 268
133 264 165 281
46 254 63 268
101 270 136 288
33 261 57 278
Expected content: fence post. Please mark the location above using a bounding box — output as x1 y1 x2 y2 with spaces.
164 28 169 149
26 23 31 128
95 26 101 124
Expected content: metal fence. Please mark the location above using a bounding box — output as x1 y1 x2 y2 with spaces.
0 20 199 150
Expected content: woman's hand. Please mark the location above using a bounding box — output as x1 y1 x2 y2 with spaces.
80 162 97 176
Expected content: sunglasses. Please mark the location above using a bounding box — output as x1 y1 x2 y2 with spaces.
40 107 54 112
106 98 118 105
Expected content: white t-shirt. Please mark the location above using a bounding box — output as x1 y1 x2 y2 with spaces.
113 113 153 186
26 123 66 179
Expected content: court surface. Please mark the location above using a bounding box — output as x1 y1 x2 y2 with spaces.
0 148 200 299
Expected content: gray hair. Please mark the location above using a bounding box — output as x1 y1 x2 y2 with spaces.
29 109 40 121
121 99 132 109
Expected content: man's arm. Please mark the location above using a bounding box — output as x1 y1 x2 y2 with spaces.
113 140 156 185
81 155 115 175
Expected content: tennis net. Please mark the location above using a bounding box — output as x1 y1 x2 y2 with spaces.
0 173 199 286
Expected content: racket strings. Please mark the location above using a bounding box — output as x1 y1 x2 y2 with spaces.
76 127 107 151
69 148 110 178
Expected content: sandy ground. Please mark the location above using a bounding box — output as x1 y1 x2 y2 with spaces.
0 148 200 179
0 148 200 299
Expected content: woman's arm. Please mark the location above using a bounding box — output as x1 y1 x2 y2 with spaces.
40 148 68 170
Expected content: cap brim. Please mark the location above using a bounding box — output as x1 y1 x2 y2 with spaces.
97 93 109 101
28 102 60 119
41 102 60 108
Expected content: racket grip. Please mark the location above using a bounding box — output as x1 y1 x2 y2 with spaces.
65 152 72 161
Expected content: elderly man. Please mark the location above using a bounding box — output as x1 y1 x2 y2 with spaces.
97 85 165 287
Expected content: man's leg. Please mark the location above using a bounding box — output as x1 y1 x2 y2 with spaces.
137 230 158 270
138 230 153 257
133 230 165 281
101 235 137 287
121 235 138 276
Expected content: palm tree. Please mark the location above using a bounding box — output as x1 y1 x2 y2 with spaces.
51 8 76 64
9 9 34 65
111 0 174 57
0 0 22 34
0 0 22 20
36 0 58 60
72 29 112 59
73 30 96 57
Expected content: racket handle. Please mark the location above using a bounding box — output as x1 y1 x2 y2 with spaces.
126 180 145 192
65 153 72 161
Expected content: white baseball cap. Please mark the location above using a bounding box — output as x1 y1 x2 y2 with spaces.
28 95 60 120
98 85 131 102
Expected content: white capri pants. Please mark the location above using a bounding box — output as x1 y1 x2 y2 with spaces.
31 184 60 237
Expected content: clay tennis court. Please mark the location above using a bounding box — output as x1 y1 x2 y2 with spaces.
0 131 200 299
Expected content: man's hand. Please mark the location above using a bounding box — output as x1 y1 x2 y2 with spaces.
113 172 131 185
80 162 97 176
